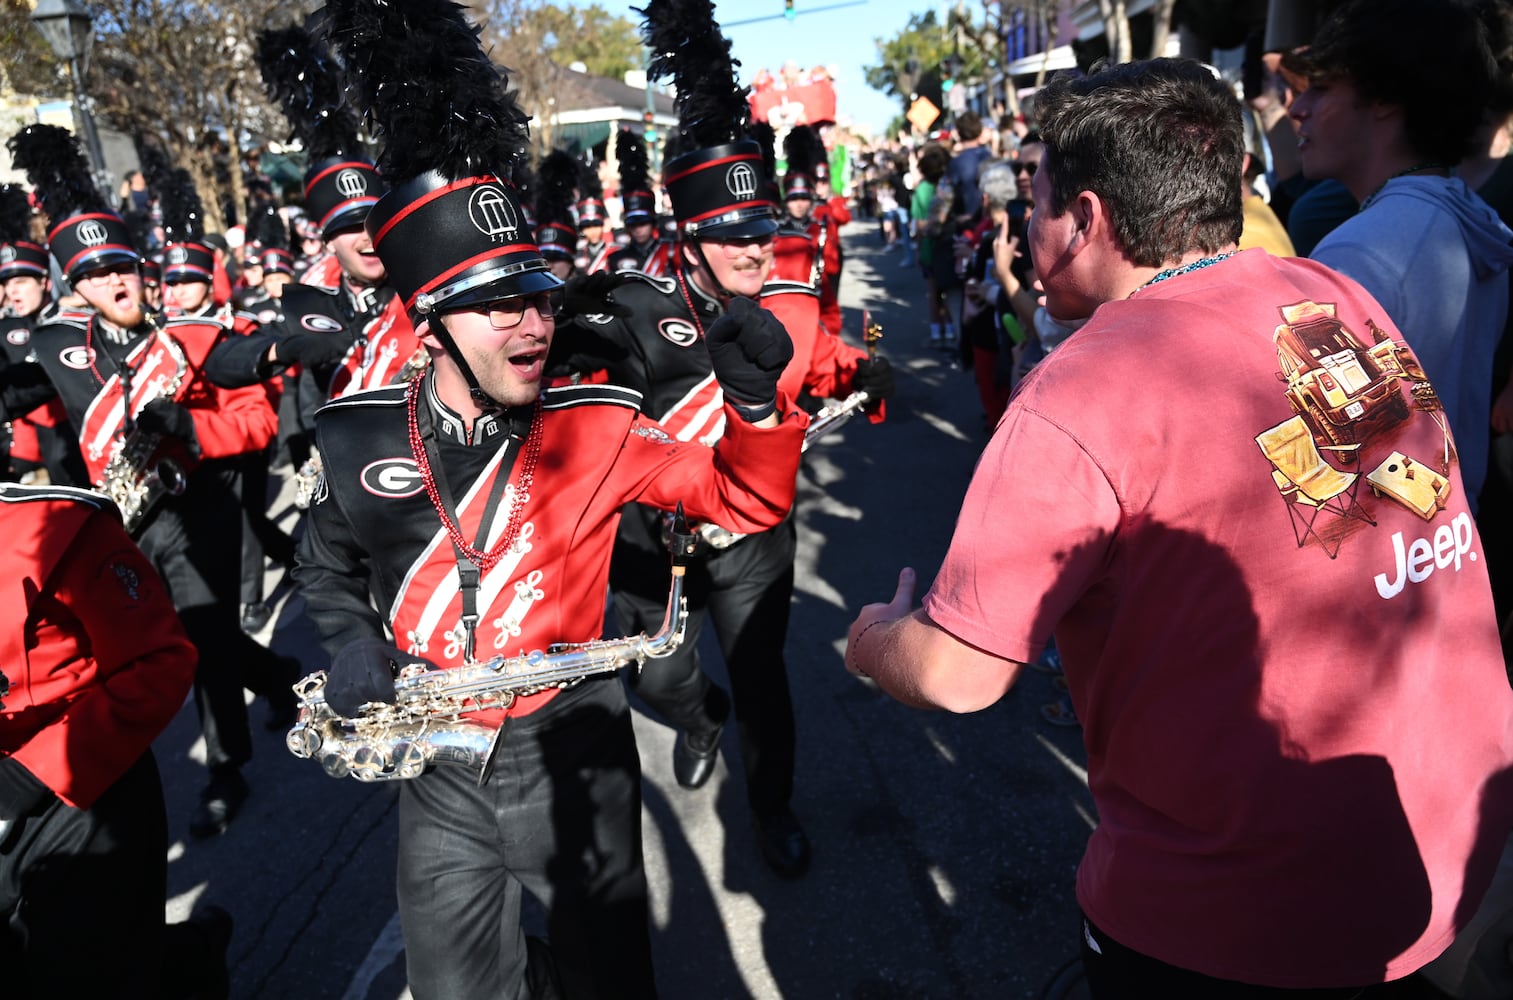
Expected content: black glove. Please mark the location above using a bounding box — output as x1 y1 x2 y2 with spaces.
705 296 793 419
135 398 197 442
0 757 54 853
559 271 634 320
278 333 350 370
325 638 417 719
851 357 896 403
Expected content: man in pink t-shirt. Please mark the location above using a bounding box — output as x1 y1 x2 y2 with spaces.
846 58 1513 996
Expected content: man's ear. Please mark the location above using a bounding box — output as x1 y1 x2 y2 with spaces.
416 316 443 351
678 240 700 269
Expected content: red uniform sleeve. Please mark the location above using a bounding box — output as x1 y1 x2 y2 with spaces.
826 196 852 227
11 509 197 809
184 379 278 459
617 397 809 534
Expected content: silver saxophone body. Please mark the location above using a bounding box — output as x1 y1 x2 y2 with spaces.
288 555 691 782
96 324 192 535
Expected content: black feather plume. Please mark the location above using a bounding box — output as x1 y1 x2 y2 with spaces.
158 168 207 244
0 184 35 244
637 0 749 148
746 121 777 183
616 129 650 194
248 203 289 252
577 156 603 201
5 124 106 225
783 125 821 178
322 0 531 183
537 150 580 228
255 24 364 162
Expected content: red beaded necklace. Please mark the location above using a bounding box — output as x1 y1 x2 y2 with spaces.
674 260 708 340
405 372 544 573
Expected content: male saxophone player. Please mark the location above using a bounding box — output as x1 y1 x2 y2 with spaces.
293 1 807 995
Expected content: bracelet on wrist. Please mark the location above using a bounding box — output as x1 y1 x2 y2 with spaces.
728 397 777 423
849 619 888 678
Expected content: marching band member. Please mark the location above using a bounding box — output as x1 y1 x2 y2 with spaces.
555 0 893 880
535 149 583 282
0 484 204 996
5 124 292 839
609 128 672 276
783 125 848 338
0 184 85 487
573 162 615 275
294 0 806 994
203 24 408 458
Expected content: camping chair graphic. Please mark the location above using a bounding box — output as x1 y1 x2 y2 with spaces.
1256 415 1377 559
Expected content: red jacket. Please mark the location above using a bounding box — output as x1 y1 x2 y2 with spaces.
0 486 196 809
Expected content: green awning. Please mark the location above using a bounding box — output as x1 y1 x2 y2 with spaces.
554 121 612 154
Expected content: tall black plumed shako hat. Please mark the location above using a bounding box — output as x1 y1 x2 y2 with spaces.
257 23 382 240
7 124 139 281
321 0 558 325
638 0 776 240
0 184 48 282
536 150 582 262
143 145 215 285
616 128 657 225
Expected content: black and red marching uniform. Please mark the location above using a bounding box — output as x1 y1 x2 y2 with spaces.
22 309 290 779
575 238 616 276
294 374 806 996
0 484 197 997
0 307 85 485
205 279 416 461
562 267 873 823
609 237 672 277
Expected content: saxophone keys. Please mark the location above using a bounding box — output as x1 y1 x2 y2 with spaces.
351 744 393 778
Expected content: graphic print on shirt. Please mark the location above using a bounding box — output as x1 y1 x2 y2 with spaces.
1254 299 1471 587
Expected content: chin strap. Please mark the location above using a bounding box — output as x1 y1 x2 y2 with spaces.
680 239 737 304
424 314 505 413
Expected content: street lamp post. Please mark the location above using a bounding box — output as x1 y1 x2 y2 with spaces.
30 0 111 195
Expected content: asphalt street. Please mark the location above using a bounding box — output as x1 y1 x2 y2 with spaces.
155 220 1098 999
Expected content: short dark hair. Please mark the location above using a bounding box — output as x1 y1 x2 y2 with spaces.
918 143 951 183
1035 58 1243 268
1283 0 1495 163
955 111 983 142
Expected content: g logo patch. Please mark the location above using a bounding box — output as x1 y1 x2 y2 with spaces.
6 328 29 346
59 345 94 370
658 318 699 347
300 314 345 334
361 458 425 499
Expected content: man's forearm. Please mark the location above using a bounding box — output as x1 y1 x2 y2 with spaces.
851 608 1022 713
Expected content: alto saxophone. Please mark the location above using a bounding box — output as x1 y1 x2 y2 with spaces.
97 319 193 535
287 509 700 782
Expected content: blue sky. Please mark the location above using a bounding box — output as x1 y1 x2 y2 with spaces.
568 1 940 135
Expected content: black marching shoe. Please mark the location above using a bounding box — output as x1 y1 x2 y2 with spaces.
672 725 723 789
240 602 272 635
755 807 811 879
189 769 249 840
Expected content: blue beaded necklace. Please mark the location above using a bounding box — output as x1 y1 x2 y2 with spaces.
1131 250 1237 297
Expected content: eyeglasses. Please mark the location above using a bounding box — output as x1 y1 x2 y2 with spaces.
1011 160 1039 176
75 263 139 285
704 235 774 258
464 291 556 329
